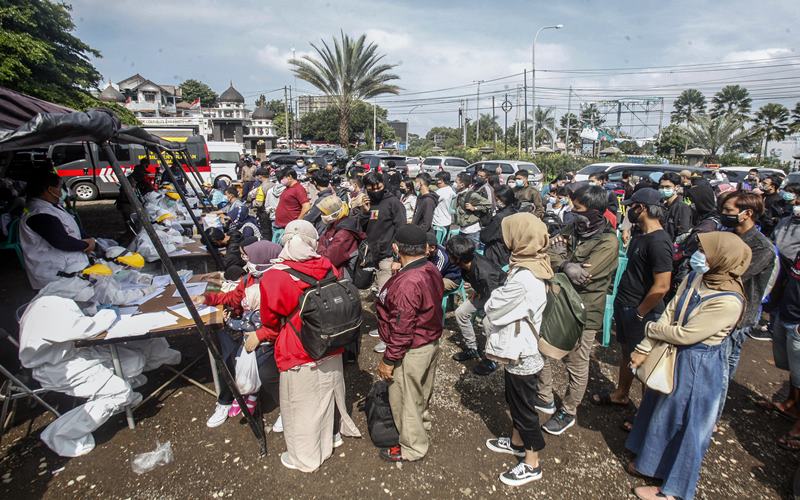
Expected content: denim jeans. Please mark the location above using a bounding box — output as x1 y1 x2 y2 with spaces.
717 327 749 421
462 230 481 248
772 314 800 388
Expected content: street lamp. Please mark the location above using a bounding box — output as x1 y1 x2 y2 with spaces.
406 105 421 152
531 24 563 152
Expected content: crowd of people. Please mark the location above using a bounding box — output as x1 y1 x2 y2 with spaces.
10 153 800 498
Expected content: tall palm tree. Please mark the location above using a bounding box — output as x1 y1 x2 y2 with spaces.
684 114 752 158
580 104 604 128
791 101 800 133
289 32 400 146
710 85 752 119
531 106 555 146
753 103 790 158
671 89 706 124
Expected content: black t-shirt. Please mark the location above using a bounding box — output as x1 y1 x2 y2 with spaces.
780 252 800 323
616 229 673 312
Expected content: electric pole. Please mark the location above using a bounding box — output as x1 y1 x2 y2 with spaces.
373 102 377 150
474 80 484 146
523 69 528 153
283 86 290 149
565 85 572 155
492 96 496 146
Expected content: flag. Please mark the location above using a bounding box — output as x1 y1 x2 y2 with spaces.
190 98 201 109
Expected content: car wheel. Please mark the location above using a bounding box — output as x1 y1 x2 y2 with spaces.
72 182 98 201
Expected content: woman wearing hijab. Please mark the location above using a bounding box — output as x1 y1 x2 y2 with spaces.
316 195 366 271
196 240 283 428
482 212 552 486
626 232 750 500
250 220 360 472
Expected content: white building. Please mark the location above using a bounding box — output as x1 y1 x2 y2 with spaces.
298 94 337 119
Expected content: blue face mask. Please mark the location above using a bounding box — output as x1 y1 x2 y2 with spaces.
659 188 674 199
547 196 556 205
781 191 797 202
689 250 710 274
515 179 524 188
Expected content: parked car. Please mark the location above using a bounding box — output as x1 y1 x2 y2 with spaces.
420 156 470 176
721 166 786 188
784 171 800 187
206 141 243 185
602 164 719 185
404 157 422 177
574 162 642 182
465 160 543 189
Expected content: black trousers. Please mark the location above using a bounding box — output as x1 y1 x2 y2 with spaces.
504 369 546 452
217 329 279 407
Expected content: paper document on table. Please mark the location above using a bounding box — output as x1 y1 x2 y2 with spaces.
167 303 216 319
124 287 166 306
105 312 179 339
151 270 193 288
172 282 207 297
168 248 192 257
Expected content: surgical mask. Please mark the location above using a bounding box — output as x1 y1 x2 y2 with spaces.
321 213 337 225
547 196 556 205
507 180 516 187
280 178 289 186
244 262 263 275
781 191 797 202
689 250 710 274
515 179 524 188
367 189 385 204
659 188 674 199
719 212 742 228
794 205 800 218
589 181 599 186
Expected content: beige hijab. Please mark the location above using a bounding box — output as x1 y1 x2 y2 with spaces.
501 212 554 280
278 220 320 262
697 232 752 296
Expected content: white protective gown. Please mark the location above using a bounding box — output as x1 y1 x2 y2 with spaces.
18 296 180 457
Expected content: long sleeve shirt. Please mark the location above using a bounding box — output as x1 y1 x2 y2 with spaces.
25 212 88 252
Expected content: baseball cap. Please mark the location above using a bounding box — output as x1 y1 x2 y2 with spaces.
622 187 662 206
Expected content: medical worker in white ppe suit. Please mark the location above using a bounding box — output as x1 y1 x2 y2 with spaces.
18 296 179 457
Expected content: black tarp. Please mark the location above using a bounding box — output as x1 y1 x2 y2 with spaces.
0 87 72 131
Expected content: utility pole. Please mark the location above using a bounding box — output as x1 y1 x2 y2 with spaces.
516 85 521 156
523 69 528 153
551 105 557 151
565 85 572 155
463 99 468 146
474 80 484 146
373 102 377 150
288 85 294 150
492 95 497 146
283 86 290 150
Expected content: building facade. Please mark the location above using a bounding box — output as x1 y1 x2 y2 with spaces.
297 94 338 119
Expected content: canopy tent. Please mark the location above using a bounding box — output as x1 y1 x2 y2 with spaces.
0 87 72 131
0 109 266 455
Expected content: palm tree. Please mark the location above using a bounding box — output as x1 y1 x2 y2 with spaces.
531 106 555 146
791 101 800 133
671 89 706 124
580 104 604 128
684 114 752 158
710 85 751 119
753 103 790 158
289 32 400 146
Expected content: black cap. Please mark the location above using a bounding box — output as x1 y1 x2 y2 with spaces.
622 187 661 206
425 232 437 246
255 167 269 177
395 224 427 245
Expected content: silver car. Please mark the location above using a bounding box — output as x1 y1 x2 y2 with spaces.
466 160 543 189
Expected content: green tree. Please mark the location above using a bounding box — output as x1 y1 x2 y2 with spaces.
656 124 689 156
467 113 502 145
671 89 706 124
254 94 267 108
179 79 218 107
710 85 751 119
791 102 800 133
753 103 790 158
290 31 400 146
531 106 555 147
558 112 580 148
684 114 752 158
580 104 605 128
300 101 393 143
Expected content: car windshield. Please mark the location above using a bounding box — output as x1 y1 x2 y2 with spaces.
209 151 239 163
423 158 441 165
578 164 613 175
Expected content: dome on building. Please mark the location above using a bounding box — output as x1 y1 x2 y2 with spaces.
251 106 275 120
99 82 125 103
219 82 244 103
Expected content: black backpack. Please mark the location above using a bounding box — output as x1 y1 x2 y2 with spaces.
362 380 399 448
283 268 363 359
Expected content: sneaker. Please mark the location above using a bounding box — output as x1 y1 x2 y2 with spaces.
368 328 380 338
333 432 343 448
485 437 525 458
272 414 283 433
533 396 556 415
472 359 498 376
542 408 576 436
373 341 387 353
280 451 299 470
499 461 542 486
378 445 404 462
228 395 258 417
128 374 148 389
206 403 231 428
452 348 480 362
746 327 772 341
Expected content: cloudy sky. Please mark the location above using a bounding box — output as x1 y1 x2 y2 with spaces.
70 0 799 136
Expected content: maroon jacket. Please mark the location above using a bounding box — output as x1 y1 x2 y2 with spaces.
376 258 444 365
317 215 365 270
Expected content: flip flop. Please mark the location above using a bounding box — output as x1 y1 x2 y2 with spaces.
778 434 800 451
757 399 800 421
591 390 631 407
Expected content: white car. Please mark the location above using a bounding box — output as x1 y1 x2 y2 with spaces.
421 156 470 177
466 160 543 189
574 162 642 182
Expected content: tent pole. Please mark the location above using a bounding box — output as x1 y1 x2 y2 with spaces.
103 143 267 457
179 149 208 196
166 150 208 211
155 148 224 271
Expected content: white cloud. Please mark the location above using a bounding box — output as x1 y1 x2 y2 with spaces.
255 45 311 74
364 29 412 52
722 47 793 62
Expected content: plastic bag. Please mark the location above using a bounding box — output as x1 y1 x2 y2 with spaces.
131 441 173 474
234 347 261 395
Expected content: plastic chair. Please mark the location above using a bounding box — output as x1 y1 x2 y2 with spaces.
0 218 23 268
441 281 467 325
434 226 448 246
602 255 629 347
271 228 285 244
447 228 461 240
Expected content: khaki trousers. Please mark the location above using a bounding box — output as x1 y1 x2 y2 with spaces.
388 340 440 460
535 329 597 416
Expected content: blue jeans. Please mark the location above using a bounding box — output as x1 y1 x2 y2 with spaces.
772 314 800 388
717 327 749 421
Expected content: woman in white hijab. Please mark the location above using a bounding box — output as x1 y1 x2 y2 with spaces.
248 220 360 472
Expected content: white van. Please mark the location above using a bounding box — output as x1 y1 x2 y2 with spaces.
206 141 243 185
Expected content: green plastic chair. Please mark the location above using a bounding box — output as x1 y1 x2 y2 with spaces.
434 226 448 246
447 228 460 240
602 238 629 346
271 228 285 244
0 219 24 268
441 280 467 325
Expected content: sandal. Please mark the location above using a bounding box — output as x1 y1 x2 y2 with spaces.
633 486 675 500
591 390 631 407
778 434 800 451
757 399 800 421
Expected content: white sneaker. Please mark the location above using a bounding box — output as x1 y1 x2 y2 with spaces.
486 437 525 458
128 374 148 389
373 341 386 353
333 432 343 448
368 328 380 338
499 461 543 486
280 451 299 470
206 403 231 428
272 414 283 433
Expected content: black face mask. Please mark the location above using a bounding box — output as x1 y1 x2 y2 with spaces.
368 189 385 204
473 178 485 188
628 206 641 223
572 209 605 237
719 213 741 229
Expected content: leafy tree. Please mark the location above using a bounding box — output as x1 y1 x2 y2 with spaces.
261 99 293 138
656 124 689 156
710 85 751 119
558 112 580 148
671 89 706 124
179 79 218 107
254 94 267 108
580 104 605 128
791 102 800 133
290 31 400 146
753 103 790 158
467 114 502 145
425 126 462 145
531 106 555 146
684 114 752 158
300 101 393 143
